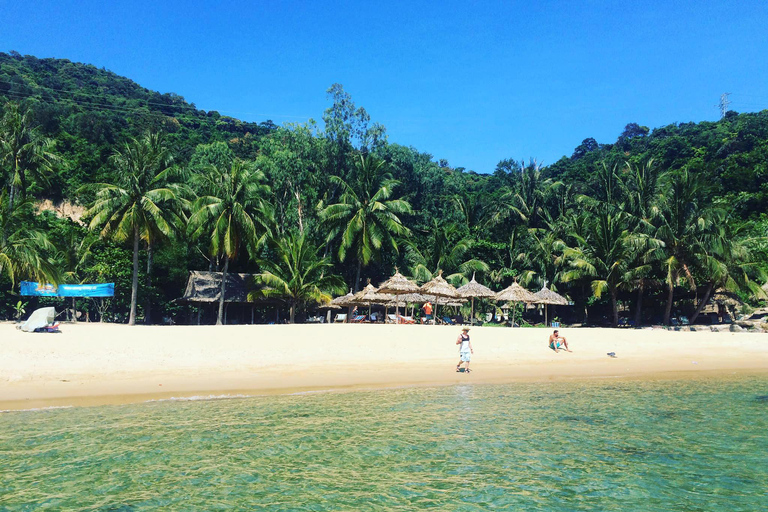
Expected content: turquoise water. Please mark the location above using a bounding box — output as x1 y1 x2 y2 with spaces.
1 376 767 511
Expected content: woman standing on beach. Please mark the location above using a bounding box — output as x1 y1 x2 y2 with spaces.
456 327 473 373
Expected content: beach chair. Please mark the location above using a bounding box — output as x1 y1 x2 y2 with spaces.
397 314 415 324
441 316 455 325
350 314 367 323
386 314 398 324
334 313 347 323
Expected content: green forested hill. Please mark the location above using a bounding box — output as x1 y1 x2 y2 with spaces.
0 52 276 199
547 116 768 220
1 52 766 326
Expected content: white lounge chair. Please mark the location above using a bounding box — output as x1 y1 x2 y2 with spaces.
334 313 347 323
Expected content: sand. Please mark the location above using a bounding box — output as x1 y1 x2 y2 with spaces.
1 322 767 410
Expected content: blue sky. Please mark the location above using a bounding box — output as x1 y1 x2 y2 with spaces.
2 0 768 172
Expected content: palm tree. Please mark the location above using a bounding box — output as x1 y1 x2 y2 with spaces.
320 153 411 291
84 132 181 325
563 206 658 327
689 228 767 324
0 193 60 285
488 159 560 231
187 159 271 325
517 229 568 290
253 233 346 323
0 102 58 211
622 159 665 325
656 169 722 325
404 219 488 285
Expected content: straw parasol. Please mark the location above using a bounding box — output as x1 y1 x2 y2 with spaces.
419 271 459 324
377 270 420 319
456 273 496 326
350 282 395 318
330 291 355 307
325 290 355 322
495 282 536 302
318 300 341 323
495 282 536 326
532 285 569 326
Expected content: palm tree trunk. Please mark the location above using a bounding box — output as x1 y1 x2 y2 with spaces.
145 243 153 325
663 280 675 326
633 283 644 326
690 282 714 325
8 184 16 218
289 301 296 324
610 287 619 328
217 254 229 325
354 261 362 292
128 227 139 326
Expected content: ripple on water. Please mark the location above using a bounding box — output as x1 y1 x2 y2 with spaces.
1 376 767 511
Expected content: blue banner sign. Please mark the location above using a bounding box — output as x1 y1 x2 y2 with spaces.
20 282 115 298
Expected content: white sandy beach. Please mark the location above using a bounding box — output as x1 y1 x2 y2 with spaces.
1 322 767 410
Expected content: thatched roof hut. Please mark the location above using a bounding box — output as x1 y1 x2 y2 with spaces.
350 283 395 307
420 273 459 298
532 286 569 305
456 275 495 299
330 291 355 307
180 271 254 304
494 282 536 303
377 271 420 295
456 274 495 326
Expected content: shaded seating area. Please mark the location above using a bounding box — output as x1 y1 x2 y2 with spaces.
179 271 263 324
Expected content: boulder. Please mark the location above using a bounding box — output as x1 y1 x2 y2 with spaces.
729 324 744 333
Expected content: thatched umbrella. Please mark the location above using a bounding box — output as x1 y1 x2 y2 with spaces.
331 291 355 307
328 290 355 322
495 282 536 326
419 271 459 324
351 282 395 319
318 301 341 323
377 271 420 320
532 285 569 326
456 273 496 326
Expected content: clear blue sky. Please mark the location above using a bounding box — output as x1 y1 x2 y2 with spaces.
3 0 768 172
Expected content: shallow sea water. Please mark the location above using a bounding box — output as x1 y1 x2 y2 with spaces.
1 376 767 511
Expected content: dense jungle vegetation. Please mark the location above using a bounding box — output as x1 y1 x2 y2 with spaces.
1 52 766 326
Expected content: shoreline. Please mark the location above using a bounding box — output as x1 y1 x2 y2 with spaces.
2 323 767 411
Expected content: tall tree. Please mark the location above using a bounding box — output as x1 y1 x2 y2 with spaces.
320 153 411 291
404 219 488 285
187 159 271 325
656 169 721 325
0 193 60 285
84 132 181 325
563 206 658 327
0 102 58 211
253 233 346 323
488 159 560 232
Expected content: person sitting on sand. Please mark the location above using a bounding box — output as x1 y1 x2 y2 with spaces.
456 327 474 373
549 329 571 352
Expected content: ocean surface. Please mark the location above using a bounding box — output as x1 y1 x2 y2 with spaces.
1 375 767 511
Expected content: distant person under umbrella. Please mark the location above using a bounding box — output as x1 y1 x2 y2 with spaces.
421 301 433 324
